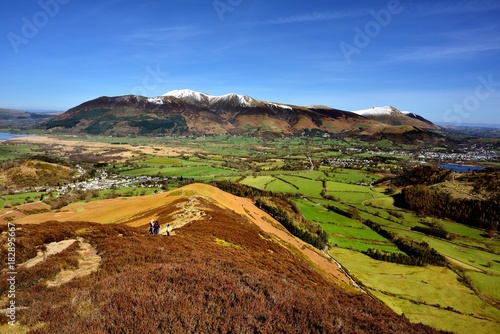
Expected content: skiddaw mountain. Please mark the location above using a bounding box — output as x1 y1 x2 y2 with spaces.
45 89 442 142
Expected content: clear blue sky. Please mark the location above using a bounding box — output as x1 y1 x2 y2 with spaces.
1 0 499 125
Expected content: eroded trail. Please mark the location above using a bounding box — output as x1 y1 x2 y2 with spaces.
19 237 101 287
165 196 209 232
21 239 77 269
47 237 101 287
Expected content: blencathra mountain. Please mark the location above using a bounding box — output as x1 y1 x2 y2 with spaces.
353 106 440 130
45 89 441 141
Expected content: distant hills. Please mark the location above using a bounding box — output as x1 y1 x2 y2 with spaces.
44 89 447 144
0 108 61 127
438 124 500 138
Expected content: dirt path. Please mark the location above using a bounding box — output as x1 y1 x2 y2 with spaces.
47 237 101 287
166 196 208 233
19 237 101 287
21 239 77 268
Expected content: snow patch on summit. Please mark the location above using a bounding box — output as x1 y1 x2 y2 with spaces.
352 106 397 116
163 89 255 108
402 111 418 117
147 97 164 105
267 102 293 111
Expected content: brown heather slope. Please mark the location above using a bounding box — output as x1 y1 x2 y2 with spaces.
0 196 444 333
0 219 442 333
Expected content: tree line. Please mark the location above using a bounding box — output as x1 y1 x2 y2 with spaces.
255 198 328 250
363 220 447 266
411 225 449 239
394 185 500 233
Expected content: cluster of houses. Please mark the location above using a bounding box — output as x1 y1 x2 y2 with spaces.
48 168 171 196
415 149 498 163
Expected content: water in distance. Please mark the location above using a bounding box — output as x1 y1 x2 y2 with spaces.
440 163 485 173
0 132 30 140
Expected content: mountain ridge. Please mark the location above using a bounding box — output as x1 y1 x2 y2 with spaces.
44 90 445 144
45 91 376 136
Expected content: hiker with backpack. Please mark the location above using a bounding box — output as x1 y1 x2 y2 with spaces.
153 220 160 235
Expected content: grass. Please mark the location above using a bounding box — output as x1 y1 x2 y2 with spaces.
385 227 500 275
262 178 299 194
364 196 396 209
122 165 236 179
0 144 40 161
372 292 500 334
331 247 500 334
0 191 45 208
215 237 241 249
240 175 276 189
294 199 399 253
278 175 323 198
466 272 500 301
327 168 380 183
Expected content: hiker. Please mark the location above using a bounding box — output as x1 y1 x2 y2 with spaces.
166 224 172 236
154 220 160 235
149 220 155 234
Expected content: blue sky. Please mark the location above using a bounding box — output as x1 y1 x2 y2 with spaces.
1 0 499 125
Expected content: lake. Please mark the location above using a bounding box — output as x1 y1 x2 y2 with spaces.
0 132 30 140
440 163 485 173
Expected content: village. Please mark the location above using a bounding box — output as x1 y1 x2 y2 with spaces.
46 167 171 196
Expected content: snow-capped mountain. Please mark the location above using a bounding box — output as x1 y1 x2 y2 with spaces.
46 89 374 136
45 90 444 144
353 106 438 130
162 89 291 111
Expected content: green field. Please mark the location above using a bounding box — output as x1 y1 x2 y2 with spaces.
466 272 500 301
0 191 45 208
331 248 500 334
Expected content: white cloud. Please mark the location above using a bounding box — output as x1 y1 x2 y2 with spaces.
390 43 500 62
249 10 364 25
123 25 206 43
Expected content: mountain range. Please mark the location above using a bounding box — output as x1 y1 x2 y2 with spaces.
45 89 443 142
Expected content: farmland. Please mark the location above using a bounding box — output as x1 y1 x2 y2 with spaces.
1 134 499 333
